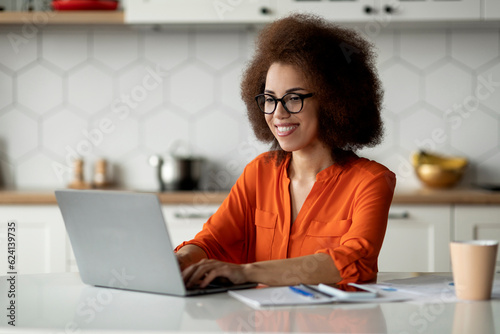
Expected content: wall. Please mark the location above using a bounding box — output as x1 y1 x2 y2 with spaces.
0 23 499 191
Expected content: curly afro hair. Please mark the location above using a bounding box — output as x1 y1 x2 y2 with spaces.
241 13 384 165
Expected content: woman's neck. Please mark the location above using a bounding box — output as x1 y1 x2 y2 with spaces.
289 147 334 181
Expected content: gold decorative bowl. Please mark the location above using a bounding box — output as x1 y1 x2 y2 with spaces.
412 151 468 189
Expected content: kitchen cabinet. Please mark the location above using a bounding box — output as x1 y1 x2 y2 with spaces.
162 204 218 248
484 0 500 20
275 0 480 22
125 0 276 24
0 203 216 275
126 0 481 25
0 205 67 275
276 0 377 22
1 196 498 275
0 0 492 26
378 205 452 272
453 205 500 271
380 0 479 21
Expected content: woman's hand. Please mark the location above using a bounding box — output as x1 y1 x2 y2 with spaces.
182 259 251 288
175 244 208 271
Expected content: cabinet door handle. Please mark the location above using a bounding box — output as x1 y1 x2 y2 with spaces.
363 5 375 14
384 5 395 14
174 212 215 219
388 211 409 219
260 7 271 15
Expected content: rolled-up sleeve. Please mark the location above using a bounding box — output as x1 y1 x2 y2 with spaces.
321 171 396 283
174 161 258 264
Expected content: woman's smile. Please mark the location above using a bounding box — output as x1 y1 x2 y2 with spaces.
275 123 299 136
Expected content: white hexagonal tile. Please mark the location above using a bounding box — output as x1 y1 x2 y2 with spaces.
144 31 189 70
220 64 246 113
0 69 13 110
195 31 240 70
477 151 500 184
17 152 65 189
17 65 63 114
400 31 446 69
244 29 258 60
42 30 88 71
450 109 497 158
0 27 37 71
170 64 215 114
91 116 139 159
0 110 38 160
233 126 270 164
68 64 113 115
451 30 499 69
118 153 158 191
425 63 472 112
193 109 239 157
400 109 448 153
477 64 500 114
358 113 397 158
117 65 165 116
42 111 88 157
380 151 421 191
373 31 395 66
380 63 420 113
143 110 190 153
93 31 139 71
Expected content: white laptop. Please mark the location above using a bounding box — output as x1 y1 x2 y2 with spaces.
55 189 256 296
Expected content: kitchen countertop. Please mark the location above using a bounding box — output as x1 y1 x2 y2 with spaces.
1 188 500 205
0 272 499 333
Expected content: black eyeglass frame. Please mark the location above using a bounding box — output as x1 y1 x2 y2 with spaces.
254 92 314 114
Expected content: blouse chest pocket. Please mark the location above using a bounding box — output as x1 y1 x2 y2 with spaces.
254 209 277 261
303 219 352 253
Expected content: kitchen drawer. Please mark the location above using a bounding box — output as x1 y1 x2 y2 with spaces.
162 204 219 248
454 205 500 272
378 205 452 272
0 206 67 275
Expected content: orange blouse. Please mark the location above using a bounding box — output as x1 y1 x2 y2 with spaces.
175 153 396 283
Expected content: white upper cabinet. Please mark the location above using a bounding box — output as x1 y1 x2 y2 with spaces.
125 0 277 24
276 0 480 22
483 0 500 20
276 0 377 22
125 0 494 24
384 0 480 21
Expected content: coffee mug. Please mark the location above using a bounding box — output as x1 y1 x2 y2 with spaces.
450 240 498 300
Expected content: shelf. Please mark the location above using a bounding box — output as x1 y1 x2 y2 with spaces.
0 11 124 25
0 190 230 205
2 188 500 205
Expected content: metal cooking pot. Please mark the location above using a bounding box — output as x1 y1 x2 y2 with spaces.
149 142 204 191
149 153 204 191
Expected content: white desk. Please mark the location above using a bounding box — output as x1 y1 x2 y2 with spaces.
0 272 499 333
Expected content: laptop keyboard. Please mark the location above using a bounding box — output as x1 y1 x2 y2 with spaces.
187 276 234 290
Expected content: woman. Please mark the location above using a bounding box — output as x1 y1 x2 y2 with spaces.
175 14 396 287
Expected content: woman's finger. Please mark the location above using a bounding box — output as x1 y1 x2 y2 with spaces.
183 259 219 287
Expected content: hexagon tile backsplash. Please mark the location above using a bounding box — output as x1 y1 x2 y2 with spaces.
0 25 499 191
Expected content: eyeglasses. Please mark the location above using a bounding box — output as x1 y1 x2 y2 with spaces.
255 92 314 114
